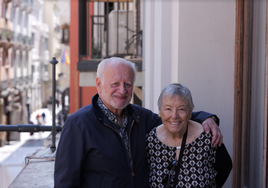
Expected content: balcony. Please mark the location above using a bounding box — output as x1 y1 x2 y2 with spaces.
78 0 141 58
0 28 14 49
4 0 12 3
77 0 142 86
10 79 16 88
12 0 21 7
0 80 8 91
19 1 27 11
22 35 33 50
17 33 23 43
18 77 24 86
25 0 33 14
24 76 31 87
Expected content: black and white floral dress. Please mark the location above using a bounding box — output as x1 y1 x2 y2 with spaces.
146 127 218 188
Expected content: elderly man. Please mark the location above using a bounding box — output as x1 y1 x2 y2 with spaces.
54 57 222 188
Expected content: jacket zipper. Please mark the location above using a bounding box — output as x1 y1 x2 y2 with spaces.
103 120 135 176
128 120 135 176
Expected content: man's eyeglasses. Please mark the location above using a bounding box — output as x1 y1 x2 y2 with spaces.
162 160 177 188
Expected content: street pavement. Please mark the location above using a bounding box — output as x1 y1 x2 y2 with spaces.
0 107 61 188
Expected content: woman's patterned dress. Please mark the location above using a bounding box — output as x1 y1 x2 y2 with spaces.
146 127 218 188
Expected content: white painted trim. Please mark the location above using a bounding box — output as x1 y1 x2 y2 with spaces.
171 0 179 83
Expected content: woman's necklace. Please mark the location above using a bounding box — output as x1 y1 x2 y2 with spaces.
175 125 189 150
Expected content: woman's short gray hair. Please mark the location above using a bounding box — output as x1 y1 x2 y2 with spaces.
97 57 137 82
157 83 195 111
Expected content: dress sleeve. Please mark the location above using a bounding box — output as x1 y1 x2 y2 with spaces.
213 144 233 187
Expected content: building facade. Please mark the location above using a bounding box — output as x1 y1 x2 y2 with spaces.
0 0 70 146
0 0 34 144
44 0 70 124
31 0 49 113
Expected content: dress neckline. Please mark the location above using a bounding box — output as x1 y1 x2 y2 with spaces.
153 126 206 150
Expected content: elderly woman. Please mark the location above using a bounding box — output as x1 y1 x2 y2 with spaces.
146 83 232 188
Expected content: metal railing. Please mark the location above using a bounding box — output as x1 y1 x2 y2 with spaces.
0 124 61 132
78 0 141 60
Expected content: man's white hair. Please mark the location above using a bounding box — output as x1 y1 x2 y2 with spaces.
97 57 137 82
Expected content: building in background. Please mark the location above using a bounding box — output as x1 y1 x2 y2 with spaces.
31 0 49 113
44 0 70 124
0 0 34 145
0 0 70 146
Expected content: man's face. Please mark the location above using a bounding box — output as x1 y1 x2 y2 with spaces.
96 62 134 115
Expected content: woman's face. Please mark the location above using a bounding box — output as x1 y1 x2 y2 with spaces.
159 95 191 136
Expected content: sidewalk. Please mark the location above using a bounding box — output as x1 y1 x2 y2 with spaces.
0 132 50 164
0 106 58 163
0 106 60 188
0 132 50 188
8 133 61 188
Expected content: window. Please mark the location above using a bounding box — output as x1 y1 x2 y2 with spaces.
11 51 15 67
4 4 8 20
62 25 69 44
45 38 48 50
31 33 35 46
2 49 6 66
25 13 28 29
11 4 15 22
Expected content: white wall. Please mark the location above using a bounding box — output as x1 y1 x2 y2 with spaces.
143 0 236 187
143 0 155 111
143 0 174 112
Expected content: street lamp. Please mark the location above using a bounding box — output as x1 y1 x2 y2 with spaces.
50 57 58 152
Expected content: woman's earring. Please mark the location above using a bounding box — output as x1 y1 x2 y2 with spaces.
158 114 161 118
